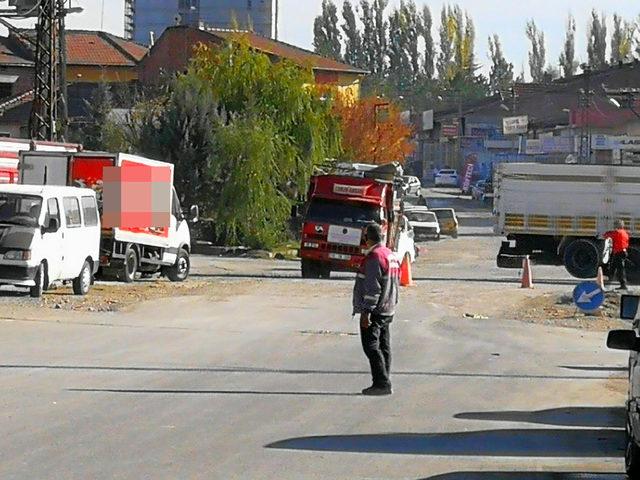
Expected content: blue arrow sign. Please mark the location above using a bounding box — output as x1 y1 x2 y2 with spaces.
573 281 605 313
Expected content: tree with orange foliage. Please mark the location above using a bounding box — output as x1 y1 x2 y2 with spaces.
335 95 415 165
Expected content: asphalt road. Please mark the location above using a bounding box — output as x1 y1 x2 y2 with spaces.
0 188 631 479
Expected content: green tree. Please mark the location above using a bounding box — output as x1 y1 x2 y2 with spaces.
372 0 389 75
341 0 362 67
436 6 455 81
488 34 513 94
313 0 342 61
128 40 341 248
420 5 434 79
587 10 607 68
360 0 377 74
611 13 635 64
79 81 114 151
559 14 577 78
131 75 222 211
526 20 546 82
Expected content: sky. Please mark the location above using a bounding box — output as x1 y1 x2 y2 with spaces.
16 0 640 78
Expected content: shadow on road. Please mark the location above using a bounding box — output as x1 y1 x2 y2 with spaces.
454 406 625 428
0 364 622 381
420 472 624 480
68 388 360 397
266 428 624 456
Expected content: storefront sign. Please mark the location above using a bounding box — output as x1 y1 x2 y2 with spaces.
503 116 529 135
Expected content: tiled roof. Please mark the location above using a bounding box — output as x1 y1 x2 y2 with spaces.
196 28 368 75
0 37 32 66
12 29 148 67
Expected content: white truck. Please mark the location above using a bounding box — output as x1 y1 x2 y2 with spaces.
18 151 198 283
494 162 640 279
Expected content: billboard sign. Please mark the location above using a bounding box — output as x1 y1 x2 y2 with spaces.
503 116 529 135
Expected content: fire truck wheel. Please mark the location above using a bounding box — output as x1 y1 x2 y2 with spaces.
301 259 321 279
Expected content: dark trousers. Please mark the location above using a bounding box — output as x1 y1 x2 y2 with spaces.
360 314 392 388
611 252 628 288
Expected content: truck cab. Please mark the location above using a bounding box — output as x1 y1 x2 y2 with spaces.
299 168 415 279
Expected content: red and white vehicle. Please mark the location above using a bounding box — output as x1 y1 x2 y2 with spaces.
0 138 80 184
18 151 198 283
299 166 415 279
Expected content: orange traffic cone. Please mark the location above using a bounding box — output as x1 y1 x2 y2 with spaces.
400 255 414 287
521 255 533 289
596 266 605 290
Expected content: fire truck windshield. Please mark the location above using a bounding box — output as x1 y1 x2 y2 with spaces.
306 199 381 225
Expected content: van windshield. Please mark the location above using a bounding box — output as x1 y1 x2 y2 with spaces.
306 199 381 225
0 194 42 227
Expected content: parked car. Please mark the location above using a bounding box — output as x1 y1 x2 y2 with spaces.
402 176 422 196
430 208 459 238
405 207 440 240
0 184 100 297
607 294 640 476
434 169 459 187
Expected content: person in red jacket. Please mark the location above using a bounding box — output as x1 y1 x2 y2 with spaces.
604 220 630 290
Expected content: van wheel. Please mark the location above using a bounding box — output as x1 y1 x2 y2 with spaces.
167 249 190 282
627 419 640 478
119 247 138 283
73 261 92 296
29 262 46 298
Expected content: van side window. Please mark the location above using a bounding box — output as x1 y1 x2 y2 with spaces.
172 189 182 219
81 196 98 227
63 197 81 227
46 198 60 226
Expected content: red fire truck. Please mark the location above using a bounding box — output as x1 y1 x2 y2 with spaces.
299 165 415 279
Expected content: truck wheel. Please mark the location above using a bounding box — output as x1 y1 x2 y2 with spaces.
301 259 321 279
167 249 190 282
563 239 600 278
29 262 46 298
119 247 138 283
627 419 640 478
73 260 92 295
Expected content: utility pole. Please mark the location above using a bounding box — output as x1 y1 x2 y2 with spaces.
578 65 594 164
29 0 68 141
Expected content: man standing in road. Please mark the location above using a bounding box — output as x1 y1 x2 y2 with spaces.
353 224 401 396
605 219 630 291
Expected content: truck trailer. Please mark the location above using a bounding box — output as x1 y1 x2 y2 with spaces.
18 151 197 283
494 162 640 279
299 164 415 279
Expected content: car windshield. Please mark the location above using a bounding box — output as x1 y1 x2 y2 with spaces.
0 194 43 227
432 209 455 220
407 211 437 223
307 199 381 225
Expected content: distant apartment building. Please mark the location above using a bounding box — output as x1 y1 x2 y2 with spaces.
125 0 276 45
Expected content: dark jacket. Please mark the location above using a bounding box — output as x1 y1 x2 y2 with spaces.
352 243 401 316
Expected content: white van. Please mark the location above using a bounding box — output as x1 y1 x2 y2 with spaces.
0 185 100 297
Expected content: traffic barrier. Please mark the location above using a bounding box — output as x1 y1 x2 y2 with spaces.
400 255 414 287
521 255 533 289
596 267 605 290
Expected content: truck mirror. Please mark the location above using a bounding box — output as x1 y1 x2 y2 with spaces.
621 295 640 320
607 329 640 351
189 205 199 223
